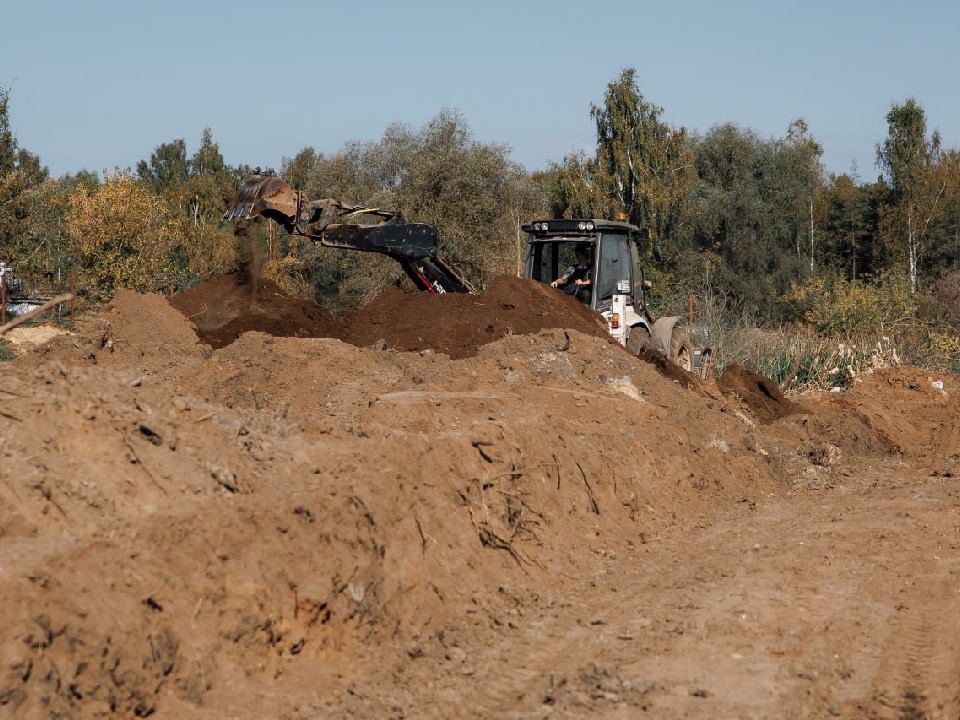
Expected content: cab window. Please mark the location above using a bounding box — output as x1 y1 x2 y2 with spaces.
528 242 592 284
595 233 632 299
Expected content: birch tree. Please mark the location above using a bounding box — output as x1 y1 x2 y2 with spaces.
589 68 696 242
876 98 946 292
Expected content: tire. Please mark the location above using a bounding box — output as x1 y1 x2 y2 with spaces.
669 328 693 371
626 326 651 356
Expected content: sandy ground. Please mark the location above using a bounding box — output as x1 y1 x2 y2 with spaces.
1 277 959 719
2 324 72 352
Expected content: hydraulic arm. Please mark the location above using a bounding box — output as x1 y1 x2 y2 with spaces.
222 173 473 294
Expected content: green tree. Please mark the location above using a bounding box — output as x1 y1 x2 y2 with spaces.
0 88 49 266
589 68 696 241
547 151 601 221
876 98 946 292
181 128 239 280
687 123 802 315
926 150 960 273
15 177 75 283
777 119 824 273
819 170 884 280
282 146 319 192
136 138 189 191
0 88 17 176
550 69 696 243
392 110 537 285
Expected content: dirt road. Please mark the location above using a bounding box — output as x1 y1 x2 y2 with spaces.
362 459 960 720
1 277 958 719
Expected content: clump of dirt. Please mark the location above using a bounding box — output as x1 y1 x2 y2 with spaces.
31 288 209 376
168 272 340 349
168 273 611 359
636 347 704 390
717 362 797 423
339 276 611 358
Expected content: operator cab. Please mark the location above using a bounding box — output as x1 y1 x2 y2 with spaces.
522 219 653 344
523 218 699 370
522 219 645 311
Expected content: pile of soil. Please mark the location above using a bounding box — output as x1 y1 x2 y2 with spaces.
338 275 611 358
717 362 797 423
168 273 340 349
167 273 610 358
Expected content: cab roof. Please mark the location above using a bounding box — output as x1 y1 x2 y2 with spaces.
522 218 640 237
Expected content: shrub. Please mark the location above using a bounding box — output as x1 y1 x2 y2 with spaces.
783 270 917 336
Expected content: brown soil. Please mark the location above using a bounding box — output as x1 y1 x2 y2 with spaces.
717 361 797 422
168 273 341 349
3 278 960 719
169 273 610 358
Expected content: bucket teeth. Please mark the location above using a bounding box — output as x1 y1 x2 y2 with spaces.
221 176 298 223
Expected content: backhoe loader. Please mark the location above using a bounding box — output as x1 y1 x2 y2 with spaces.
222 172 703 372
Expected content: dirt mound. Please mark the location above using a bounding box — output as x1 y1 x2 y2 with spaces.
818 366 958 456
31 289 209 375
717 362 797 423
168 272 340 348
339 276 611 358
0 291 780 718
169 273 612 359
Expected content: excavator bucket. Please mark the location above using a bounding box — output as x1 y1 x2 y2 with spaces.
222 175 299 226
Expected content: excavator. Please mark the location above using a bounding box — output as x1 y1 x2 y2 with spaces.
222 172 704 373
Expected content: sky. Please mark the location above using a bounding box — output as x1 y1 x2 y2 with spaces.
3 0 959 181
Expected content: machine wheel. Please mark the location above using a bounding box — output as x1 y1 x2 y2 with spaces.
669 328 693 371
626 326 651 356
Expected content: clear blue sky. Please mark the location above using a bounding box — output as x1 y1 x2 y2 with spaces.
3 0 958 180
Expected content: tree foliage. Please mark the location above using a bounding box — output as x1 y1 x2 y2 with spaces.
0 88 49 266
181 129 240 279
876 98 946 292
818 172 885 280
550 68 696 244
132 130 241 285
136 139 189 192
777 119 824 272
67 170 185 301
684 123 798 313
280 110 546 310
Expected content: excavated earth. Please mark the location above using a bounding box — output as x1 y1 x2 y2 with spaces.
2 273 960 719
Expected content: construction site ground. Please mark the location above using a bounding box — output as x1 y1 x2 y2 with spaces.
2 273 959 719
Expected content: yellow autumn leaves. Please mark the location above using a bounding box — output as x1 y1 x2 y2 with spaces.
66 169 235 302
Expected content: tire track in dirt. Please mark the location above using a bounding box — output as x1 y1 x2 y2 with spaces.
401 500 788 719
854 574 960 720
379 461 960 720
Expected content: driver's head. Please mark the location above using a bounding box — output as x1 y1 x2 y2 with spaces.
575 245 589 263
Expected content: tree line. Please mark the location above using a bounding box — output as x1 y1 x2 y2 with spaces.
3 71 960 369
